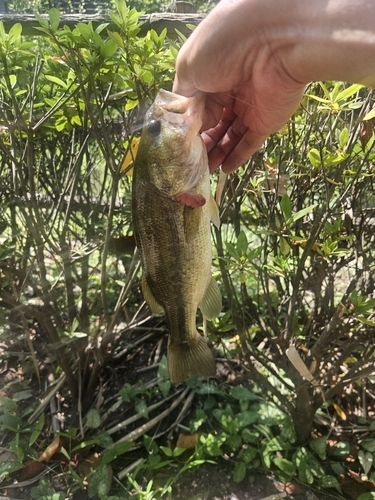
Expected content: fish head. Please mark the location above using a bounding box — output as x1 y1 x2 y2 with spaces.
136 90 208 197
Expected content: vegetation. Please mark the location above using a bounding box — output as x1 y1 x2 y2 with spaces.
0 2 375 499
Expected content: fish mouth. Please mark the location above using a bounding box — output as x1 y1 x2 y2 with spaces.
148 89 205 135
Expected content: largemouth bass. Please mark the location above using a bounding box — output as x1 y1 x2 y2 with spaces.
132 89 221 385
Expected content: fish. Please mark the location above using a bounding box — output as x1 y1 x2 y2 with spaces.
132 89 222 385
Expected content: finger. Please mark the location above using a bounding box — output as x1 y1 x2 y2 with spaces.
204 116 249 172
172 74 197 97
201 107 236 152
221 130 267 173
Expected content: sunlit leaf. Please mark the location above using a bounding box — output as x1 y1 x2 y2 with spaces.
333 403 347 421
121 137 140 175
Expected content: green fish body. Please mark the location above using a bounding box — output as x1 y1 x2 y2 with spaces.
132 89 221 385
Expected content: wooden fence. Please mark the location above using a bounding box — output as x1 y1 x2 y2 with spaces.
0 12 205 37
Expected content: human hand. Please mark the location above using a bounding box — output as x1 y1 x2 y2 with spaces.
173 0 375 173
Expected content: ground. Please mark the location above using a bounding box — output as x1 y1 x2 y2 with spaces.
0 326 371 500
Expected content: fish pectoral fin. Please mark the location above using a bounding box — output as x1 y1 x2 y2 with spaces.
168 334 216 385
175 190 206 208
141 275 164 316
209 193 220 229
183 204 202 244
199 276 222 320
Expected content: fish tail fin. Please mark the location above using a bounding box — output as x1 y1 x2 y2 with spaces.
168 334 216 386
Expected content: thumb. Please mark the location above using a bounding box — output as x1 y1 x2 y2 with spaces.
172 73 198 97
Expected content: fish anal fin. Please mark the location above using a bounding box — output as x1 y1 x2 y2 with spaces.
168 334 216 385
175 190 206 208
199 276 222 320
141 275 164 316
209 193 220 229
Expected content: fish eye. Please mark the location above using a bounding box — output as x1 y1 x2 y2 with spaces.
147 120 161 137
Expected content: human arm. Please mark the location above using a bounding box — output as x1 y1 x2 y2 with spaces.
173 0 375 173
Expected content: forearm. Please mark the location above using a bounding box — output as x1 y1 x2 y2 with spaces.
175 0 375 93
279 0 375 87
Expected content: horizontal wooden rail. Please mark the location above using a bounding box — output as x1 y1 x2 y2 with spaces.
0 12 205 38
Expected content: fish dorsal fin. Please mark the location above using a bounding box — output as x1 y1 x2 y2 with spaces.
209 193 220 229
199 276 222 320
183 205 202 244
142 275 164 315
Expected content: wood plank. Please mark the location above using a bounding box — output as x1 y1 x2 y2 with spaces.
0 12 205 38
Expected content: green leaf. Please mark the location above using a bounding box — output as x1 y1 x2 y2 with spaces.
45 75 68 89
101 39 118 59
102 441 133 464
280 193 292 222
239 446 258 463
332 441 350 457
0 461 23 479
320 475 342 493
125 99 138 111
308 148 321 168
335 83 363 102
361 438 375 453
35 13 49 29
331 462 345 475
363 108 375 121
135 400 149 419
236 230 248 257
230 385 257 401
160 446 173 457
309 436 327 460
158 355 169 379
48 8 60 31
279 237 290 256
0 21 6 42
297 455 314 484
358 494 375 500
339 127 349 149
233 461 246 483
356 316 375 326
265 436 291 453
237 410 259 427
173 447 186 457
273 458 295 479
108 30 125 49
241 429 259 444
359 450 373 476
87 463 111 498
158 379 171 397
8 23 22 44
0 414 21 432
86 409 101 429
119 383 136 402
290 203 318 223
227 434 242 451
29 414 45 446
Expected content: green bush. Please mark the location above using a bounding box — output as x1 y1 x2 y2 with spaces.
1 2 375 498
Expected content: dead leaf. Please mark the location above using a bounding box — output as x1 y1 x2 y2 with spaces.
276 480 304 495
359 119 375 151
18 460 45 482
176 433 198 449
37 436 60 462
0 450 18 463
77 452 102 480
339 470 375 499
333 403 347 421
77 452 112 486
121 137 141 175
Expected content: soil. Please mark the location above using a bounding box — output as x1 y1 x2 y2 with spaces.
0 325 366 500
